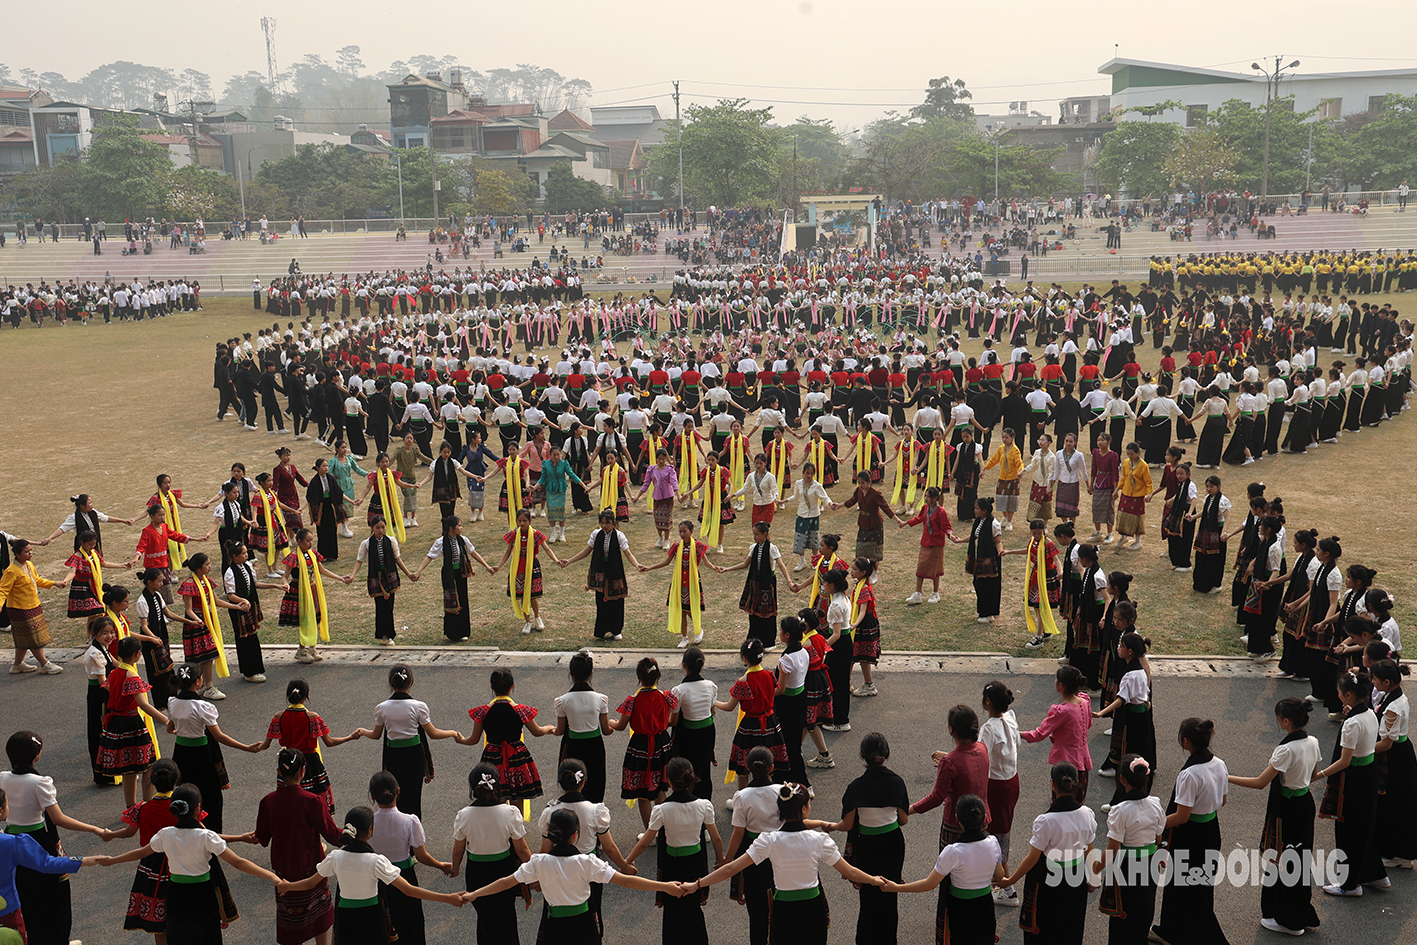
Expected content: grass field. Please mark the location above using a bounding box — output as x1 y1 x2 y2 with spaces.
2 291 1412 659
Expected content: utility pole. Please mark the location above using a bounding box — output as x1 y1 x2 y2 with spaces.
793 134 799 223
1305 121 1314 192
674 81 684 214
1252 56 1299 206
177 100 214 168
994 140 1000 202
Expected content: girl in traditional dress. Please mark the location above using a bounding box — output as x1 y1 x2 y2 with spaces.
465 808 682 943
420 440 468 525
670 647 719 800
459 431 499 523
112 758 182 940
349 516 418 644
956 498 1002 624
1094 629 1157 808
1151 718 1230 945
689 451 734 554
1054 433 1083 524
413 516 491 643
327 441 366 539
1067 542 1109 689
1087 432 1120 544
1277 529 1319 680
256 679 361 816
304 459 346 563
368 770 454 945
451 764 533 945
201 481 256 576
1020 666 1094 803
612 657 679 827
1317 670 1386 897
355 664 465 819
96 785 283 944
492 508 563 635
1162 461 1198 572
63 529 125 629
45 492 136 556
1241 513 1287 660
1114 442 1152 550
278 805 463 945
1097 756 1167 945
694 783 887 945
1371 659 1417 868
98 636 170 808
998 763 1096 945
1191 475 1231 593
250 472 295 579
1008 518 1062 651
560 511 643 641
83 618 119 784
1226 697 1322 935
538 444 584 542
167 663 262 834
720 521 793 651
177 553 245 700
223 541 283 683
0 539 70 675
847 557 882 697
885 793 1000 945
642 521 722 647
798 609 836 772
980 681 1021 906
899 488 953 605
353 452 417 537
464 668 553 803
718 638 791 781
276 529 351 664
636 447 682 549
950 425 983 524
824 732 910 945
552 652 612 803
1292 537 1344 717
724 747 782 945
623 757 724 945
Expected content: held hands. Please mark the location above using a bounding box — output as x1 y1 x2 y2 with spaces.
343 575 353 585
620 862 639 876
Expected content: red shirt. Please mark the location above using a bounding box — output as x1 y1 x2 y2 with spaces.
867 367 888 386
807 370 829 386
907 506 954 547
982 363 1005 380
681 369 702 387
1079 364 1101 381
829 370 850 388
913 740 991 828
1014 362 1037 380
648 369 669 388
781 370 801 386
1040 364 1065 381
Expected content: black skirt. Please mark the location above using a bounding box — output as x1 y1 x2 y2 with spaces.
1260 783 1320 931
330 898 393 945
1377 737 1417 861
383 740 431 818
466 848 522 945
1020 855 1088 945
164 871 229 945
559 732 607 803
1153 816 1227 945
768 888 830 945
385 862 426 945
673 721 716 800
14 817 73 945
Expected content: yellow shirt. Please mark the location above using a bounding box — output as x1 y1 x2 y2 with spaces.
1119 458 1153 499
0 562 59 611
984 444 1023 482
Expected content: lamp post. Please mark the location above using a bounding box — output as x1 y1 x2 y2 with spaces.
238 146 263 222
393 151 405 223
1251 57 1300 206
398 95 439 224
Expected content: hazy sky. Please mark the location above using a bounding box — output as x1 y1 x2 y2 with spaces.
7 0 1415 130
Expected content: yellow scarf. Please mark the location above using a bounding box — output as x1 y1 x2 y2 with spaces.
809 437 827 478
678 433 698 492
729 434 746 494
159 491 186 567
769 439 788 485
375 470 405 543
600 462 621 513
892 443 920 507
509 528 535 620
850 580 867 624
667 539 702 638
699 467 723 546
505 456 524 530
81 548 103 600
855 432 873 478
924 441 950 491
1024 538 1059 637
105 608 131 642
118 659 161 761
258 488 291 568
189 574 230 679
808 553 837 609
646 434 664 470
294 548 330 647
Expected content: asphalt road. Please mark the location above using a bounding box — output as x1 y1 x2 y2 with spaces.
4 654 1411 944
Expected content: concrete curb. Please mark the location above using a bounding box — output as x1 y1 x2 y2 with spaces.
35 645 1275 678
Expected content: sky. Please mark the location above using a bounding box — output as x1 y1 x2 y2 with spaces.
7 0 1416 131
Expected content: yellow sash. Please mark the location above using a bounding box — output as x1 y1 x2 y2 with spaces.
646 434 664 468
506 456 523 530
924 441 949 491
855 432 873 478
105 608 131 642
160 492 186 567
678 433 698 492
809 437 827 477
769 439 788 485
259 489 291 568
729 435 746 494
891 443 920 507
699 468 723 546
850 580 866 624
295 549 331 647
667 539 703 638
600 462 621 513
118 660 161 761
190 575 230 679
808 553 837 609
1024 538 1059 637
509 528 535 620
81 548 104 601
375 470 406 543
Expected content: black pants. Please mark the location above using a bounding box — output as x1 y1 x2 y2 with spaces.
241 394 258 425
777 690 809 786
216 387 239 420
594 594 624 638
263 398 285 431
827 634 854 726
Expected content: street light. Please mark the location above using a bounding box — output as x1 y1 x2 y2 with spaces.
398 95 440 224
238 146 263 222
1251 57 1300 206
393 151 406 223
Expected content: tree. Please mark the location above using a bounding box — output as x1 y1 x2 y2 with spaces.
4 160 88 223
1211 96 1322 194
1164 129 1240 192
848 115 974 202
1328 94 1417 189
81 116 172 219
946 138 1071 199
543 164 605 213
162 165 239 220
257 143 392 219
646 99 781 207
910 76 975 122
471 168 521 215
1094 120 1184 198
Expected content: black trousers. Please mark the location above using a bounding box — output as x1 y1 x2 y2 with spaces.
216 387 239 420
263 397 285 431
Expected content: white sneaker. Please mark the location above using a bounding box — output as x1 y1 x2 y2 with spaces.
1100 803 1113 813
806 752 836 769
201 686 226 700
676 637 690 648
37 662 63 675
521 622 533 634
1323 884 1361 897
1260 918 1305 936
691 632 703 644
9 663 36 674
535 617 546 631
716 545 724 554
927 591 940 604
1103 727 1113 736
1004 521 1013 531
1363 877 1391 889
1024 634 1049 650
851 684 878 697
339 526 355 538
243 674 267 683
793 559 806 572
992 888 1019 907
904 591 924 604
1381 857 1415 869
295 647 315 664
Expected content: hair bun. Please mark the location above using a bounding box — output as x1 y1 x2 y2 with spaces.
169 799 190 815
341 823 358 838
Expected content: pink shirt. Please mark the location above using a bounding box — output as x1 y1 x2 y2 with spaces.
912 740 990 829
639 464 680 502
1020 695 1093 771
518 440 550 474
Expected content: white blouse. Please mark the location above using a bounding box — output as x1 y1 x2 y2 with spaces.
931 836 1002 889
0 771 57 827
1174 757 1229 815
730 784 784 835
374 698 431 741
747 829 841 890
1340 711 1378 757
451 803 527 856
775 648 809 691
316 849 402 900
671 678 719 723
1268 736 1321 789
1379 693 1410 740
1028 807 1097 861
647 797 715 848
168 697 219 740
1106 796 1166 848
539 798 612 855
149 826 227 876
513 852 616 906
554 690 609 734
981 711 1019 781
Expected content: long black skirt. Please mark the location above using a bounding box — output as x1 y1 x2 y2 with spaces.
673 721 716 800
383 741 429 818
1325 760 1384 890
385 862 426 945
1020 856 1088 945
593 593 625 639
172 740 227 833
768 889 829 945
14 817 73 945
1099 850 1158 945
1377 737 1417 861
1153 817 1228 945
535 903 598 945
973 575 1001 618
777 689 809 786
657 839 709 945
1260 785 1320 932
560 732 607 804
1165 518 1196 569
164 870 233 945
466 849 522 945
442 571 470 641
1196 416 1226 466
331 899 393 945
938 885 995 945
848 828 904 945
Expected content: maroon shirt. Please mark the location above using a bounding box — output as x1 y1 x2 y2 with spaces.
254 784 343 879
913 740 991 829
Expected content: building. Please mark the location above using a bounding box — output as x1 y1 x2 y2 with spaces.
1059 95 1111 125
1100 58 1417 126
587 105 668 147
975 112 1051 134
999 122 1114 192
386 71 471 149
142 131 226 171
217 117 364 182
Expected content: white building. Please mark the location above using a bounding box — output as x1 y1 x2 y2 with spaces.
1100 58 1417 127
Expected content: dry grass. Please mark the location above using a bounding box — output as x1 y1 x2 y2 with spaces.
1 290 1412 659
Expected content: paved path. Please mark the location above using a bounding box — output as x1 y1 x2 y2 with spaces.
4 648 1411 944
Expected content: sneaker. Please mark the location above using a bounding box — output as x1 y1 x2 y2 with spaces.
1174 566 1192 572
1024 634 1049 650
1100 803 1113 813
339 526 355 538
521 622 533 634
1253 652 1276 662
904 591 924 604
1260 918 1305 936
1003 521 1013 531
244 424 258 431
535 617 546 631
676 637 690 648
37 662 63 675
1304 694 1322 704
610 634 623 641
9 663 37 674
1239 635 1249 644
806 753 836 769
1103 534 1117 544
1097 767 1116 778
201 687 226 701
309 649 324 662
1323 884 1361 897
1327 712 1343 722
851 684 878 697
691 633 703 644
976 616 993 624
1362 877 1391 889
243 674 267 683
295 647 315 664
1381 857 1415 869
1242 457 1255 466
991 888 1019 906
1103 727 1113 736
927 591 940 604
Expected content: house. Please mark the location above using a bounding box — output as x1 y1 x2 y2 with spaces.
587 105 667 147
604 139 650 197
998 122 1114 191
142 131 227 171
348 125 393 161
548 108 594 132
386 71 471 149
